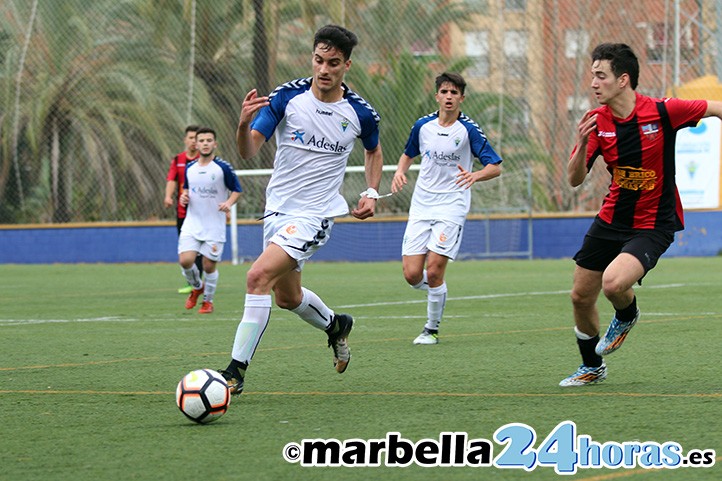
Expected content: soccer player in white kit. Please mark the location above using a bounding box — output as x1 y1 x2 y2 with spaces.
392 72 502 345
178 127 242 314
219 25 383 394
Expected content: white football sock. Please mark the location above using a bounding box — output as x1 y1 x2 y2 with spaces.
425 282 447 331
291 287 333 330
231 294 272 364
182 264 202 289
203 270 218 302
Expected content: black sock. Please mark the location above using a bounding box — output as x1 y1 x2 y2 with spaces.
577 335 603 367
195 255 203 278
226 359 248 379
615 296 638 323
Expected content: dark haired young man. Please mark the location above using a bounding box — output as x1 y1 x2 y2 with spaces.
220 25 383 393
560 43 722 386
391 72 502 345
178 127 242 314
165 125 202 294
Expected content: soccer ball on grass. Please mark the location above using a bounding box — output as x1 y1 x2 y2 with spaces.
176 369 231 424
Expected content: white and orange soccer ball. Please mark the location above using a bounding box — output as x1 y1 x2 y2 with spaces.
176 369 231 424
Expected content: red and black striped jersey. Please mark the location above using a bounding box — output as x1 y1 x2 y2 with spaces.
577 92 707 232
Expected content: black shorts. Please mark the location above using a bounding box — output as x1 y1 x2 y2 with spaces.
573 219 674 275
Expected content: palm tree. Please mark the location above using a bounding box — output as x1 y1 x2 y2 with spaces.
0 0 201 222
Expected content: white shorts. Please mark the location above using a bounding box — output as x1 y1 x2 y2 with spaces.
402 218 464 260
177 233 224 262
263 212 334 270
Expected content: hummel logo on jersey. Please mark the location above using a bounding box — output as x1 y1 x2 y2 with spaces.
437 132 449 137
598 131 616 138
291 130 305 143
316 108 333 116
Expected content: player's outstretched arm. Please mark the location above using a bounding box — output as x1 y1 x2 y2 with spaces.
236 89 269 160
704 100 722 119
568 110 596 187
164 180 177 208
218 191 241 213
455 162 501 190
352 144 383 220
392 153 414 193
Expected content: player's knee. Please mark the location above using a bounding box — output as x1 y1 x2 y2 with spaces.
402 267 422 286
245 266 269 292
570 288 595 309
426 269 444 287
601 275 628 299
273 290 300 310
179 257 194 269
403 272 420 286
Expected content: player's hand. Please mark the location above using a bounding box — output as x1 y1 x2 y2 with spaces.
163 196 174 208
180 193 189 206
238 89 269 127
455 165 477 190
576 111 597 146
391 171 407 193
351 196 376 220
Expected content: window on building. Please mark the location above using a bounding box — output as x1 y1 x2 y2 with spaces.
646 21 695 63
567 95 591 124
465 30 490 78
565 29 590 59
504 30 527 79
411 37 436 57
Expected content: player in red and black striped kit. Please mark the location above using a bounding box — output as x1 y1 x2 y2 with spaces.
560 43 722 386
164 125 202 294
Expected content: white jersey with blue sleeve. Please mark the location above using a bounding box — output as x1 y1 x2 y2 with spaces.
251 77 380 217
404 112 502 224
182 157 242 243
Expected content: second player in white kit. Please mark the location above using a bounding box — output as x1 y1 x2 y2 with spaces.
392 72 502 345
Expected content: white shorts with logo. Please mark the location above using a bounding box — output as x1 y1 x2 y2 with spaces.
177 233 224 262
263 212 334 270
402 218 464 260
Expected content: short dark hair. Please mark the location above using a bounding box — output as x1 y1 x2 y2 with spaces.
185 125 200 134
314 24 358 61
591 43 639 90
435 72 467 95
195 126 216 139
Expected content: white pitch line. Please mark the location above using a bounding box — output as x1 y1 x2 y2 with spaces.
338 289 571 308
338 283 693 308
0 316 235 327
0 283 701 326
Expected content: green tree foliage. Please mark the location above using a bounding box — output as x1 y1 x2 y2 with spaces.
0 0 558 222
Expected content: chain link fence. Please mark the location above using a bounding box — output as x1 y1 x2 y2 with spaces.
1 0 718 223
